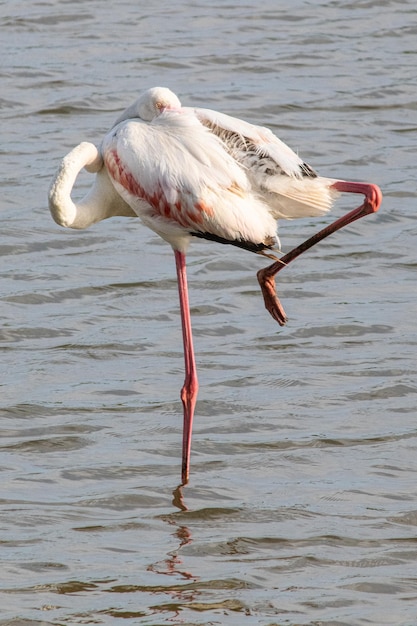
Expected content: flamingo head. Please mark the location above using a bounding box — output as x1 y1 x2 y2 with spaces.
113 87 182 126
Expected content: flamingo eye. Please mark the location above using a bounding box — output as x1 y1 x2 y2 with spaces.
155 101 164 111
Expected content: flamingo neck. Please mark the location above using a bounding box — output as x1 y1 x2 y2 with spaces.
48 142 103 229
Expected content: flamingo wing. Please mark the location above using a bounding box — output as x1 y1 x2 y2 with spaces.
101 110 278 252
184 106 338 219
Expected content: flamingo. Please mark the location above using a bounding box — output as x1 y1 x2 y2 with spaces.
49 86 382 484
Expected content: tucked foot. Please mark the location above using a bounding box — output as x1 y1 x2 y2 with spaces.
257 268 288 326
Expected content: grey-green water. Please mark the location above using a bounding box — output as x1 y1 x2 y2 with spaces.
1 1 416 624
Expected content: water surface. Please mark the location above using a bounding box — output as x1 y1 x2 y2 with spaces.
1 1 416 624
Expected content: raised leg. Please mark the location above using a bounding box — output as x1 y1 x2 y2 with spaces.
174 249 199 484
257 181 382 325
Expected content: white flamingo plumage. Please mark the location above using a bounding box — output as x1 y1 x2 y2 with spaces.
49 86 382 483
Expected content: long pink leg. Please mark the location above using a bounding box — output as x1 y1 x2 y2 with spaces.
257 181 382 325
174 249 199 484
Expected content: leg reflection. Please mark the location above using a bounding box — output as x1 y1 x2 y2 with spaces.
146 485 195 582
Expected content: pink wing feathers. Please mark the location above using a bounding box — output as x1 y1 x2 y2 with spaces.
102 110 279 252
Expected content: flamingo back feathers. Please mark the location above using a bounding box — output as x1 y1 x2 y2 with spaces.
189 106 338 220
102 111 280 251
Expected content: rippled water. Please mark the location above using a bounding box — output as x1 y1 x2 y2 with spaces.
1 1 416 624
